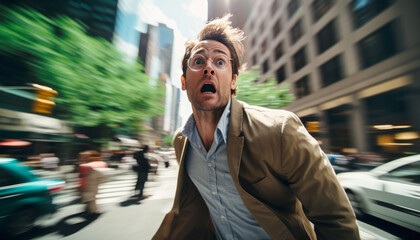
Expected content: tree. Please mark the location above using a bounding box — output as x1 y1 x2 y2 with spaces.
236 66 294 109
0 6 164 133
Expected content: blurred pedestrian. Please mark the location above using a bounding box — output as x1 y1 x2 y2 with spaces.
133 145 150 199
153 15 360 239
78 150 107 215
40 153 59 170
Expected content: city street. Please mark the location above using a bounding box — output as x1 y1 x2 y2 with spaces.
17 161 418 240
23 162 178 240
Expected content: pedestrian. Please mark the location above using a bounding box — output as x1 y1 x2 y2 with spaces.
153 15 360 240
40 153 59 170
133 145 150 200
78 150 107 215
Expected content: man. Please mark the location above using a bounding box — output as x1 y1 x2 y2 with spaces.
134 145 151 199
153 15 360 240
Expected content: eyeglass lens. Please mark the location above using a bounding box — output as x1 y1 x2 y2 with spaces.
188 54 230 71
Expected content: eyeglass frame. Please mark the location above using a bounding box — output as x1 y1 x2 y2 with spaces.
187 53 233 72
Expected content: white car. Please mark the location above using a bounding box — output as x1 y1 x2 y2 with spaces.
337 154 420 233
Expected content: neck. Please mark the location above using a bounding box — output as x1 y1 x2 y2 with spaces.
192 107 225 151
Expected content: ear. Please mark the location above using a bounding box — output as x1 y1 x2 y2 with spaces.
231 74 237 91
181 75 186 91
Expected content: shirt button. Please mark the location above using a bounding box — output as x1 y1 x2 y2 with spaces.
212 191 217 195
208 163 212 167
198 144 201 148
221 215 225 219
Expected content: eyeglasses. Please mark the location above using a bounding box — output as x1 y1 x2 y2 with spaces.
188 54 232 71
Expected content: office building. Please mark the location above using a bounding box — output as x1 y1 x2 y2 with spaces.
212 0 420 158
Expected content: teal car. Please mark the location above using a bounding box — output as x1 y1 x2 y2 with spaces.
0 158 65 237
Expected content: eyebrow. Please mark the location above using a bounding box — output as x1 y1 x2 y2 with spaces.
193 48 230 57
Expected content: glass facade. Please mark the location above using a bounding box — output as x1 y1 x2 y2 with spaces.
292 46 307 72
288 0 300 19
316 19 338 54
290 19 303 45
326 104 353 153
294 75 310 99
312 0 335 22
320 54 344 87
350 0 395 29
275 41 284 60
276 65 286 84
357 21 399 69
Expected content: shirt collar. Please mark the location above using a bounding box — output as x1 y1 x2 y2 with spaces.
217 98 231 143
182 98 231 144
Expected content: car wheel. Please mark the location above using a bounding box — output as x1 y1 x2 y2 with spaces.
8 207 37 236
347 191 365 219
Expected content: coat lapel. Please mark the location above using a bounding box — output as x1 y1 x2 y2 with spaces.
173 132 189 207
227 97 244 181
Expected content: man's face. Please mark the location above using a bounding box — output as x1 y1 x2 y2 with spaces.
182 40 237 112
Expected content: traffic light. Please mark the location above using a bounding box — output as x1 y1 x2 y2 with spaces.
32 84 57 114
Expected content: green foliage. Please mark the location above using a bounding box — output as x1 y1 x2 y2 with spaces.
162 135 173 147
236 66 294 109
0 5 164 133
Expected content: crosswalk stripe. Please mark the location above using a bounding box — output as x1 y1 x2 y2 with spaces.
97 196 129 204
54 166 179 205
98 186 134 193
99 181 136 189
96 190 133 198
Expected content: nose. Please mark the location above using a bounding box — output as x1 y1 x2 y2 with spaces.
203 60 215 75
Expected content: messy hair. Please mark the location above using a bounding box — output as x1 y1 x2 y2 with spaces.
181 14 245 95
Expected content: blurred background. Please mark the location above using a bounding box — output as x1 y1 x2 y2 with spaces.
0 0 419 239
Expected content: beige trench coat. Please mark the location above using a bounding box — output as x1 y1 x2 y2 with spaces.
153 97 360 240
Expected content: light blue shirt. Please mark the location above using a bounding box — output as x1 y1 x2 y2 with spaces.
183 99 270 240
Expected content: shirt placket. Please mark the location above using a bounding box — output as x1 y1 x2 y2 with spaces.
208 140 234 239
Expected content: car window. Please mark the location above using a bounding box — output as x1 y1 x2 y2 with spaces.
0 168 22 187
380 160 420 185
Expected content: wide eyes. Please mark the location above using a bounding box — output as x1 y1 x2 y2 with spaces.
215 58 226 66
193 56 205 65
188 53 231 71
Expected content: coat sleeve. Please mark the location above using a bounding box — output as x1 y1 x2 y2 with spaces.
279 112 360 240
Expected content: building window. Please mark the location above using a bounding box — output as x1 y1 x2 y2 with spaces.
320 54 343 87
326 104 353 152
250 22 255 31
357 21 399 69
262 59 269 74
275 41 284 60
288 0 300 19
312 0 335 22
261 39 267 54
292 46 307 72
316 19 338 54
295 75 310 99
350 0 395 29
272 20 281 38
290 19 303 45
276 65 286 84
260 20 265 33
271 0 279 16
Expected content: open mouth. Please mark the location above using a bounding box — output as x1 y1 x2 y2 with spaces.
200 83 216 93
